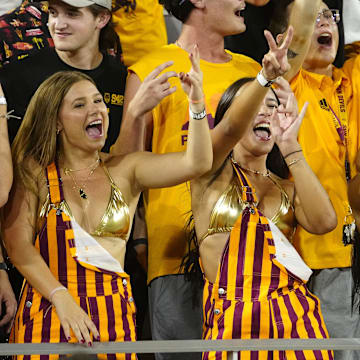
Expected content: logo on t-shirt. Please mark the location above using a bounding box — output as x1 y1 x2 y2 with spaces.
104 92 124 106
180 113 215 146
319 98 330 111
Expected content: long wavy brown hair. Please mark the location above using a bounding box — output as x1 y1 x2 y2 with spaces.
12 71 96 194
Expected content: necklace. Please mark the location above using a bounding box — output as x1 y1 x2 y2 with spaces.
64 158 100 200
231 157 270 177
64 155 100 174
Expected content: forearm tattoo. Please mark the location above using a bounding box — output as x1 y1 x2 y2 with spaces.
287 48 299 59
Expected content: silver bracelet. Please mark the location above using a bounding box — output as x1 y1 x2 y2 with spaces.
0 96 6 105
189 108 207 120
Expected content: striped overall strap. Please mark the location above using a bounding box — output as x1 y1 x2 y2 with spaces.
231 159 258 205
45 162 64 205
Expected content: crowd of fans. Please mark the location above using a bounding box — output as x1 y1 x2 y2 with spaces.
0 0 359 359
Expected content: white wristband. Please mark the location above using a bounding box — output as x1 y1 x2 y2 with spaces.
0 96 6 105
256 71 274 87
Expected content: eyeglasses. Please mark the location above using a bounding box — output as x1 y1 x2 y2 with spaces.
316 9 340 24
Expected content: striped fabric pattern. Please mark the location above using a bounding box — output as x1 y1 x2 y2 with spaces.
11 162 137 360
202 163 332 360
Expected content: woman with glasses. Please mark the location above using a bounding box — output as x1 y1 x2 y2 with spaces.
270 1 360 358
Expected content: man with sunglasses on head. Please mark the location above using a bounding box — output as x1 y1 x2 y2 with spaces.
271 1 360 358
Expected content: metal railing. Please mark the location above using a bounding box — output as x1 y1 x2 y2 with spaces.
1 339 360 356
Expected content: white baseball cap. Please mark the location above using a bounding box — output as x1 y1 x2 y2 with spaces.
60 0 112 11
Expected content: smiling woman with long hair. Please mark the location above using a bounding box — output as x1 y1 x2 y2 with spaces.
2 51 212 359
186 29 337 360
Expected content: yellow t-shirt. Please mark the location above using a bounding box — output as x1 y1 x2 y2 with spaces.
113 1 167 66
290 55 360 269
130 44 260 283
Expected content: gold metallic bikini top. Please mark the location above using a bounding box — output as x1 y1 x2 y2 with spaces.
200 172 296 244
39 164 130 239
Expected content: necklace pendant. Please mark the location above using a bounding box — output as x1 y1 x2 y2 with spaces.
79 188 87 199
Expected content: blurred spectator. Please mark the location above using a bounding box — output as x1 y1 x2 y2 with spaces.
113 0 167 66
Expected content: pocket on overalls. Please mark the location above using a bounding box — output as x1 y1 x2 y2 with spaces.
21 286 51 326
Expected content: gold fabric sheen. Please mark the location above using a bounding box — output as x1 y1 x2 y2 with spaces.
39 164 130 239
200 174 296 244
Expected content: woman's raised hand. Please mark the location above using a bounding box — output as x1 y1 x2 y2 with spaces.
262 26 293 81
129 61 178 118
52 290 99 346
271 93 308 153
179 44 204 105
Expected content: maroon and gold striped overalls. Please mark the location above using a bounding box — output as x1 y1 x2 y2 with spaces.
11 163 137 360
202 163 332 360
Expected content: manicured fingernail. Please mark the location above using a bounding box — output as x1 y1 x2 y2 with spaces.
88 342 93 347
96 335 100 341
81 339 85 344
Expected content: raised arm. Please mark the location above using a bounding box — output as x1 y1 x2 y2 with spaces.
113 62 178 154
210 28 293 173
127 45 212 190
0 85 12 207
282 0 322 81
3 176 99 345
271 89 337 234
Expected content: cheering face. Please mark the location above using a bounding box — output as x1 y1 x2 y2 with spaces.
203 0 246 36
238 90 279 156
303 2 340 71
48 0 106 53
57 80 109 152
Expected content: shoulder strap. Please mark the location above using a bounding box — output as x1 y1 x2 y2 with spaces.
231 159 258 205
45 162 64 205
101 161 116 185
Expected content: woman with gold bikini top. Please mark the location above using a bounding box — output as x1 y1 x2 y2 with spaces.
3 48 212 356
198 165 296 246
186 28 337 360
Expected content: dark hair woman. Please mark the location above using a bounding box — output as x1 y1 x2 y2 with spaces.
187 28 337 360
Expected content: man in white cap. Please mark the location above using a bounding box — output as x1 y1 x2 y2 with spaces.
0 0 127 153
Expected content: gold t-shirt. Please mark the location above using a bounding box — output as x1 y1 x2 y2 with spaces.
130 44 261 283
291 55 360 269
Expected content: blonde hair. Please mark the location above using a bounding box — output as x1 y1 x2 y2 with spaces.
12 71 96 193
